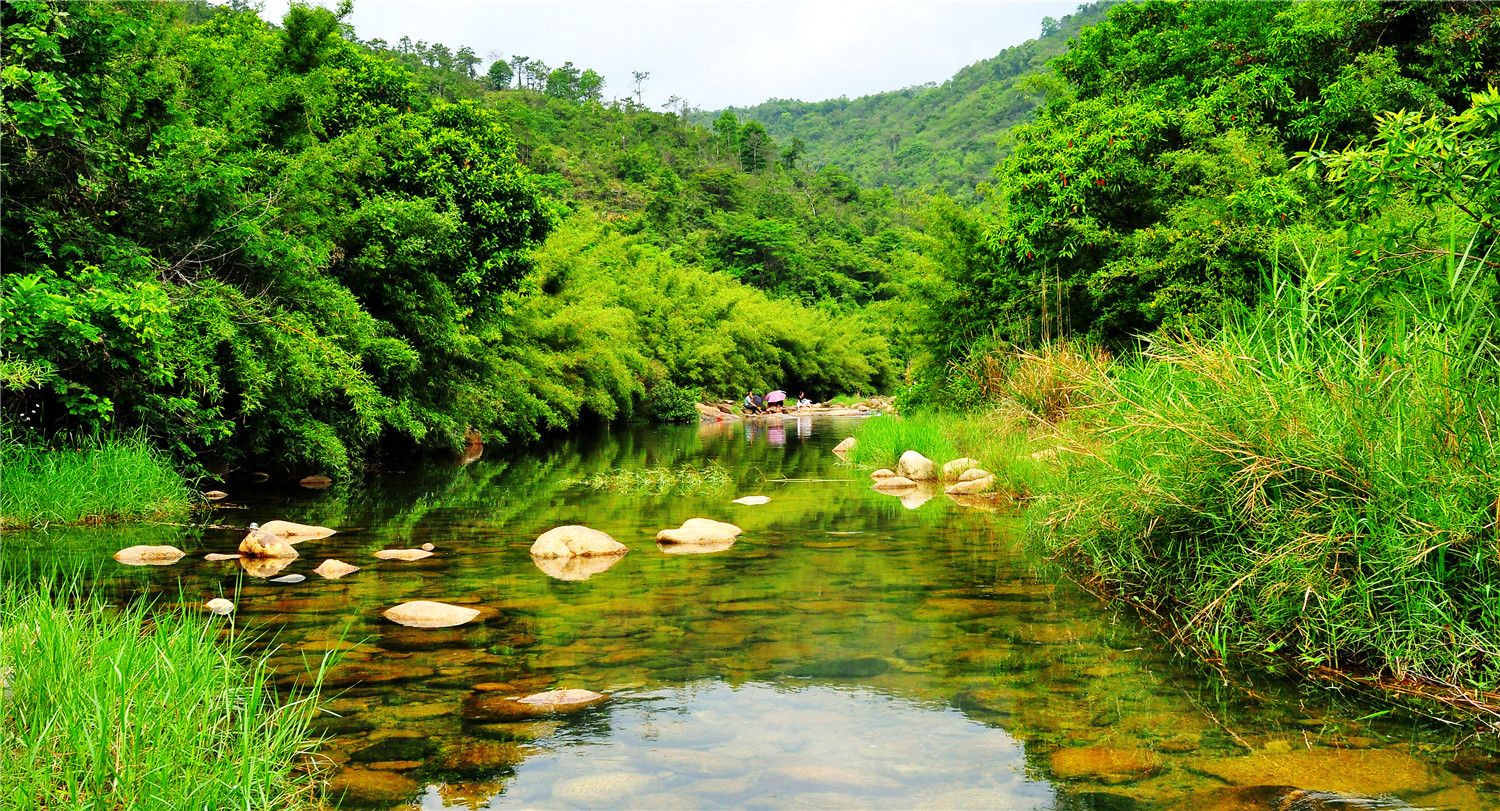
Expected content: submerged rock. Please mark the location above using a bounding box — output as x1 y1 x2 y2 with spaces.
896 450 937 481
373 548 433 561
269 574 306 584
1182 748 1445 797
1050 746 1163 785
945 474 995 495
941 457 981 480
324 767 419 807
313 559 360 579
350 736 438 764
204 552 240 562
530 525 628 558
787 658 890 678
832 436 857 454
383 600 481 629
238 526 298 559
204 597 235 615
113 545 186 566
442 741 526 776
461 689 607 722
655 518 743 544
871 475 917 491
532 554 623 581
731 495 770 505
203 490 229 501
258 519 336 542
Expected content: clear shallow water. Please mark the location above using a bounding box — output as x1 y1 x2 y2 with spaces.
8 418 1500 810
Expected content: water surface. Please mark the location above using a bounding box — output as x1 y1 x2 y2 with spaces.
10 418 1499 809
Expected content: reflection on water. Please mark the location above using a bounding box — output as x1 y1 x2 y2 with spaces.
8 419 1500 810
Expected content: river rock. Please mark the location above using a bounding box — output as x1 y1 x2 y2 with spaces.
203 490 229 501
655 518 743 544
870 468 897 480
299 474 332 489
461 689 606 722
958 467 990 482
269 574 306 584
238 526 298 559
204 597 235 615
351 736 438 764
532 554 623 581
204 552 240 561
313 559 360 579
872 475 917 491
113 545 186 566
530 525 628 558
832 436 857 454
941 457 981 480
1182 748 1444 797
374 548 433 561
896 450 937 481
258 520 336 542
383 600 480 628
324 767 419 806
420 542 435 551
787 657 890 678
1050 746 1163 784
731 495 770 505
443 741 526 776
946 475 995 495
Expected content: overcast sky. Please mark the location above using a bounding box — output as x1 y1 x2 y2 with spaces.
256 1 1078 110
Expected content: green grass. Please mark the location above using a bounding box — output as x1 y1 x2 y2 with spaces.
574 462 732 495
0 435 193 529
0 577 325 809
1024 237 1500 698
847 414 960 469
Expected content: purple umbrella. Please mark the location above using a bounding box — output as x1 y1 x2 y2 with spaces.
765 390 787 404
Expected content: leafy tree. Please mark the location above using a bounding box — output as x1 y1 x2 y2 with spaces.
485 58 513 90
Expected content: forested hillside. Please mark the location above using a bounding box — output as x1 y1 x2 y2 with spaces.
727 2 1113 195
1 0 917 476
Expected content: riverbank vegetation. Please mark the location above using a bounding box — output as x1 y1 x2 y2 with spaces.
0 578 324 808
0 435 193 529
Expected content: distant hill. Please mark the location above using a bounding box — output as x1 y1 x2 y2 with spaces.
721 2 1114 196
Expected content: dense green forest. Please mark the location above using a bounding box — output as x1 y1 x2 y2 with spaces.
1 0 916 477
728 2 1114 195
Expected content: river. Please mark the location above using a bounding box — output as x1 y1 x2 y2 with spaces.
9 417 1498 809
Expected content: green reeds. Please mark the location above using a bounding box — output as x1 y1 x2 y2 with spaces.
574 462 732 495
0 435 192 528
1030 233 1500 695
0 579 324 809
847 414 960 469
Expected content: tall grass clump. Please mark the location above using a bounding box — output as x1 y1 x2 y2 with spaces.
1032 236 1500 697
0 580 323 808
0 434 192 528
848 414 959 469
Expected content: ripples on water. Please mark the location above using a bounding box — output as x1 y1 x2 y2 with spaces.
12 418 1500 809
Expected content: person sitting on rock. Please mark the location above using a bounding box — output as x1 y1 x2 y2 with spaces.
743 391 763 414
796 392 812 409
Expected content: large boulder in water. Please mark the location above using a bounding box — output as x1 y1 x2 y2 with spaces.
832 436 857 454
383 600 480 628
530 526 628 558
896 450 937 481
655 518 742 544
258 520 336 543
238 526 298 559
113 545 186 566
941 457 981 481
